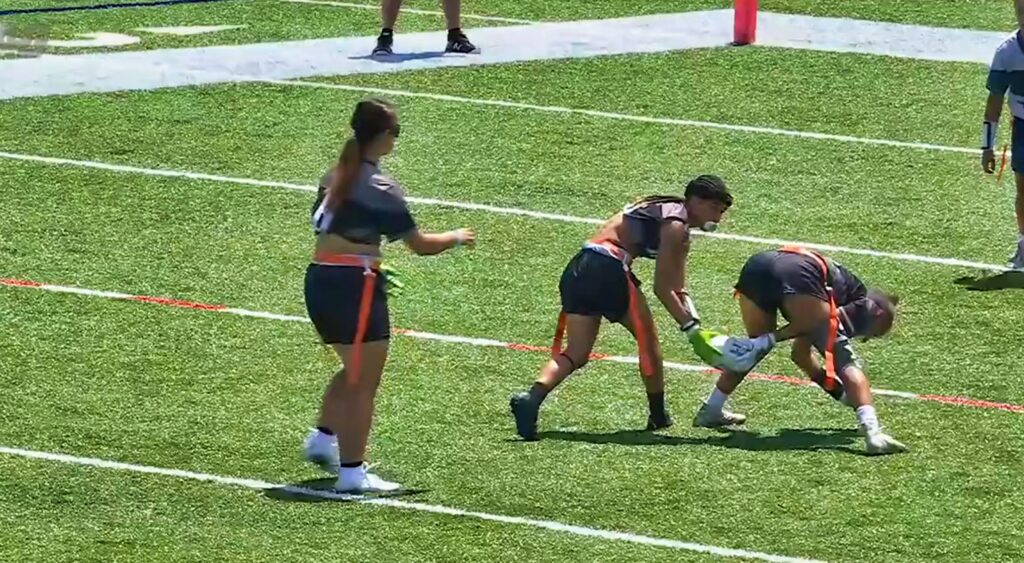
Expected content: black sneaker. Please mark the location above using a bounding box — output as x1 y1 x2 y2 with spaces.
445 31 480 54
510 392 539 440
645 412 674 431
372 32 394 57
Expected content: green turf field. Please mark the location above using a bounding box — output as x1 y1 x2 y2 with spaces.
2 2 1024 562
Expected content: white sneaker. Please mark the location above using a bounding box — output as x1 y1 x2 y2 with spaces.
864 430 908 455
303 428 339 474
1009 239 1024 271
692 402 747 428
334 463 402 493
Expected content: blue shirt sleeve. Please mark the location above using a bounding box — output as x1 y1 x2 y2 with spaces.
988 69 1011 95
988 48 1011 95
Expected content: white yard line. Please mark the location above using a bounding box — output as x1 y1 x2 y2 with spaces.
273 78 986 158
0 10 1007 100
0 445 824 563
6 275 1024 415
0 150 1006 272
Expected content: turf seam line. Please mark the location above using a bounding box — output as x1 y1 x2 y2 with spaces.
0 150 1006 272
3 276 1023 414
0 445 824 563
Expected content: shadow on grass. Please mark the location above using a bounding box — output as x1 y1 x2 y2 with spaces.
349 51 447 63
264 478 428 503
537 427 864 455
954 271 1024 291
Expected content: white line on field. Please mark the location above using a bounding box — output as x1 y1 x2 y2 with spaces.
23 276 1008 410
280 0 539 24
0 150 1005 271
0 445 823 562
267 78 987 157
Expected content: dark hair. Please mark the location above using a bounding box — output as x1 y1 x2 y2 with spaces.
683 174 733 208
868 288 899 313
326 98 398 210
842 289 899 337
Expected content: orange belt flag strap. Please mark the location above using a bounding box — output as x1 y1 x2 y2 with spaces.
313 252 382 386
349 268 379 386
779 245 840 392
997 143 1009 183
551 311 568 357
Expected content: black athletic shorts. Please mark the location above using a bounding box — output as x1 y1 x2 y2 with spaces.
304 264 390 345
559 249 640 323
734 251 831 317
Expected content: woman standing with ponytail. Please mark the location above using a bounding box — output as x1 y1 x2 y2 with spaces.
302 98 475 492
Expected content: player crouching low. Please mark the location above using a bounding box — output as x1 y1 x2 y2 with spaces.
689 247 908 456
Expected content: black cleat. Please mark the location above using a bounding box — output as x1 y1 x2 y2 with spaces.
645 413 674 431
445 31 480 54
372 32 394 57
510 392 539 441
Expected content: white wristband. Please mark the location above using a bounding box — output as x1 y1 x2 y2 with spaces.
453 231 465 246
982 121 998 150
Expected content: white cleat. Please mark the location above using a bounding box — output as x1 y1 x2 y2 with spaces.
692 403 747 428
864 430 908 456
303 428 339 474
335 463 402 493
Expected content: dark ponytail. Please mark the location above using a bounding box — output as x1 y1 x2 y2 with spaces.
325 97 398 210
326 138 361 210
632 194 685 206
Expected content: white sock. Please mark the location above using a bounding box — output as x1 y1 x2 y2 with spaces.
317 429 335 441
706 388 729 414
309 428 335 446
856 405 880 434
338 463 366 479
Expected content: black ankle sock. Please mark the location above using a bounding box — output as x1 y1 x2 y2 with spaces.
447 27 462 39
381 28 394 36
527 382 550 403
340 461 363 468
647 392 666 418
811 369 845 401
315 426 334 436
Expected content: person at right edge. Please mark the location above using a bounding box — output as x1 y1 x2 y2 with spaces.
982 4 1024 270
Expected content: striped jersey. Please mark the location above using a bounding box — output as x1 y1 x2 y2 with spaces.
987 30 1024 119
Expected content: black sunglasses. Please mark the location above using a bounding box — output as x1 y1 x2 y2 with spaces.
389 124 401 138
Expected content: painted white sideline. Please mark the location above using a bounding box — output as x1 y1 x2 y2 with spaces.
0 445 824 562
0 150 1006 272
0 10 1008 100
